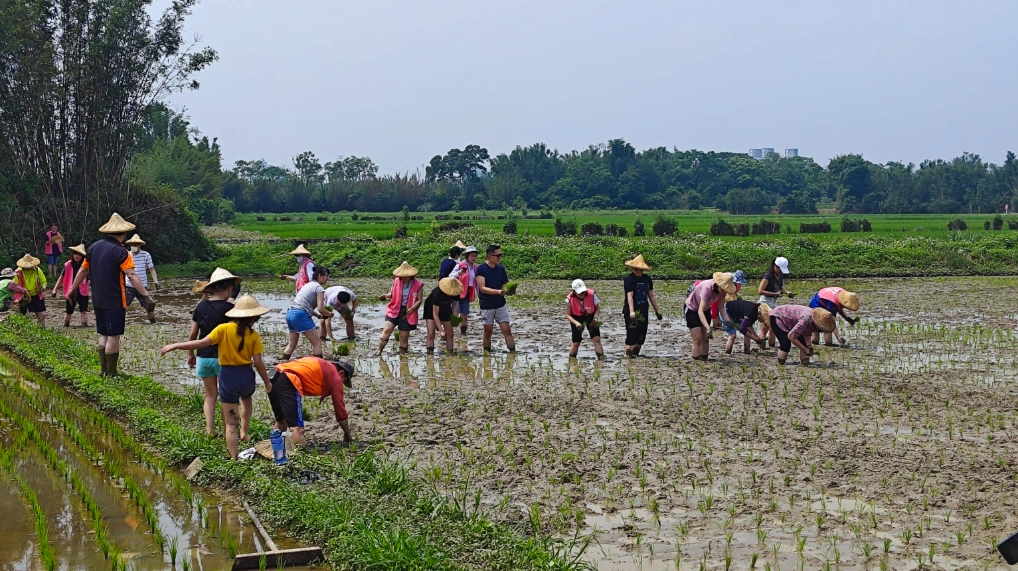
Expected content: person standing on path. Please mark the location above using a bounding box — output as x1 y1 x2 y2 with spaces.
439 241 465 278
124 234 159 323
474 244 516 353
378 262 424 354
768 304 835 367
565 279 604 359
451 246 478 335
757 257 792 347
69 213 155 377
808 287 860 347
14 255 48 326
53 244 90 327
280 244 316 293
283 266 333 360
44 223 64 278
269 357 354 445
320 285 357 341
0 268 29 313
685 272 737 361
187 268 240 437
622 255 662 358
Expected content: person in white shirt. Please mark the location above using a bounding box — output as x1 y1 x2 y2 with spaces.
124 234 159 323
320 285 357 341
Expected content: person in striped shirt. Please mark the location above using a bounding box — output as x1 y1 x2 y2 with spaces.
124 234 159 323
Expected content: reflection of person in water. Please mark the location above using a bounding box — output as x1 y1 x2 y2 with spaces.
480 351 517 383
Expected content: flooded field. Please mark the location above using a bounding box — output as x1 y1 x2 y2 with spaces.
60 276 1018 570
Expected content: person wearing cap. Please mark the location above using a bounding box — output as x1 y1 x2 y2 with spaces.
768 305 835 366
0 268 29 312
757 256 792 348
280 244 316 293
424 277 463 353
187 268 241 436
723 299 769 354
685 272 737 361
450 245 479 335
565 279 604 359
283 266 333 361
378 261 424 354
320 285 358 341
44 222 64 278
622 255 662 358
161 295 273 460
439 241 465 279
13 254 48 326
52 244 90 327
808 287 860 347
69 213 155 377
124 234 159 324
475 244 516 353
269 357 354 445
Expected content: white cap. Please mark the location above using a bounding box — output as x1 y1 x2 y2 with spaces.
775 257 790 275
570 279 588 294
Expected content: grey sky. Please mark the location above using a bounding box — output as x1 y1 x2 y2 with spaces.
169 0 1018 174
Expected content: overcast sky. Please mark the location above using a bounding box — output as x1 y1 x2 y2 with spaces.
166 0 1018 174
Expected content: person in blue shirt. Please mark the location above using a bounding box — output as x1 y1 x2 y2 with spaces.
439 242 463 278
473 244 516 353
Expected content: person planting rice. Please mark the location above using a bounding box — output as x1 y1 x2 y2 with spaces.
723 298 769 354
768 304 836 367
757 256 792 347
53 244 90 327
320 285 357 341
475 244 516 353
424 277 463 353
378 262 424 354
124 234 159 323
279 244 315 293
717 270 748 339
283 266 333 360
565 279 604 359
268 357 355 445
14 254 48 326
450 245 479 334
439 241 465 278
685 272 737 361
160 295 273 460
809 287 860 347
622 255 661 358
187 268 241 437
0 268 29 312
69 214 155 377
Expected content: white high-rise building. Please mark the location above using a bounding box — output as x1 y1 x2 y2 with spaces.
785 148 799 158
748 149 763 159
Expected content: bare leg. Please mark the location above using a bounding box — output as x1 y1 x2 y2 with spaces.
483 324 494 352
344 316 355 339
222 403 240 460
592 336 604 357
425 320 437 351
725 333 737 354
283 331 300 359
398 330 409 353
239 395 253 442
80 311 88 327
569 342 580 358
459 313 469 334
63 312 71 327
202 376 219 436
378 321 396 353
441 321 454 352
690 328 704 359
303 329 324 357
498 321 515 351
777 349 789 365
35 312 46 327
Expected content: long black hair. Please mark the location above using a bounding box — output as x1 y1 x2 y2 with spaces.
235 316 260 352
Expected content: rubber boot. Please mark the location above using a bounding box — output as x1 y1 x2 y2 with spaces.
460 326 467 335
98 346 108 376
106 352 120 377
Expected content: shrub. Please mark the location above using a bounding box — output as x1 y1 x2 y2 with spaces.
1009 220 1018 230
861 219 872 232
439 221 473 232
393 225 407 239
604 223 627 237
351 213 359 221
841 217 870 232
317 216 328 221
984 220 991 230
617 227 628 237
710 218 736 236
993 215 1003 230
947 219 968 231
651 215 677 236
256 216 266 222
554 218 577 236
502 223 517 235
581 222 604 236
279 216 292 222
538 210 554 219
633 218 646 237
799 221 831 234
751 219 782 235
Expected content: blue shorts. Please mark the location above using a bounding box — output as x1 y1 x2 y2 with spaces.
47 253 61 266
809 294 838 314
195 357 221 379
218 365 255 404
457 299 470 315
286 308 316 333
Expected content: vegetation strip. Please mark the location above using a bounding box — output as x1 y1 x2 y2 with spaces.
0 316 590 571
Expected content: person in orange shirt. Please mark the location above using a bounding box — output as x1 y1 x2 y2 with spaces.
268 357 354 445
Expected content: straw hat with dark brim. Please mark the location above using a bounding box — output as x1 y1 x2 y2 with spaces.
205 267 242 292
837 290 860 311
453 240 467 249
392 261 418 278
0 268 15 279
225 295 270 318
16 254 41 269
288 244 312 256
125 234 146 246
624 254 651 271
758 302 771 322
712 272 737 294
98 213 136 234
812 308 836 332
69 244 87 257
192 280 210 295
439 277 464 297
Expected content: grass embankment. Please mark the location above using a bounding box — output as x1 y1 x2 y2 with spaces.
0 316 589 571
163 228 1018 280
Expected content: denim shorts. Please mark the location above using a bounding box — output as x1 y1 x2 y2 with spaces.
286 307 316 333
457 299 470 315
195 357 221 379
47 253 61 266
218 364 255 404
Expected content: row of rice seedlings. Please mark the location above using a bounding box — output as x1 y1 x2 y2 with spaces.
0 426 54 570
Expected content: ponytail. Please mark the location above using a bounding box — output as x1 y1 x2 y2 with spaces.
235 316 259 352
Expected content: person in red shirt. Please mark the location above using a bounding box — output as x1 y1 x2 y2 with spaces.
268 357 354 444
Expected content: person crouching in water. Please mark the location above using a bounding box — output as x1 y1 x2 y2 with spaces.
54 244 90 327
424 277 462 353
268 357 354 445
685 272 737 361
724 299 769 354
768 305 836 366
809 287 860 347
565 279 604 359
161 295 273 460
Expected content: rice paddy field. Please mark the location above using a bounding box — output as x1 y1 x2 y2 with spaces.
52 274 1018 570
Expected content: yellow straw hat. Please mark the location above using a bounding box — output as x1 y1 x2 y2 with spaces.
439 277 464 296
125 234 146 246
205 267 242 291
392 261 418 278
98 212 136 234
624 254 651 271
453 240 467 249
757 302 770 322
288 244 312 256
712 272 737 294
812 308 836 332
69 244 87 257
225 295 270 318
16 254 41 269
837 290 860 311
192 280 210 295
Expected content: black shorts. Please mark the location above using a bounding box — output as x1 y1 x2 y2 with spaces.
20 295 46 314
685 307 712 329
770 315 806 353
267 371 304 429
385 307 417 331
94 307 126 337
423 301 452 322
570 315 601 343
624 309 649 345
65 295 89 314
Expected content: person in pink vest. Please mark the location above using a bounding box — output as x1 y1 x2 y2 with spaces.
565 279 603 359
52 243 90 327
279 244 316 293
768 304 835 366
808 287 860 346
378 261 424 354
450 246 478 334
44 222 64 278
684 272 737 361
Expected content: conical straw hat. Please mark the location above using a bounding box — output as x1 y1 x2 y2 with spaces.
192 280 209 295
439 277 464 296
624 254 651 270
69 244 87 257
713 272 737 294
288 244 312 256
812 308 836 332
205 267 242 290
392 261 418 278
98 213 136 234
225 294 270 318
125 234 146 246
453 240 467 249
16 254 41 269
837 290 860 311
757 302 770 322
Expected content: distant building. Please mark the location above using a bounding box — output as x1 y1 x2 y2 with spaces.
785 148 799 158
748 148 763 159
760 148 775 157
749 147 799 160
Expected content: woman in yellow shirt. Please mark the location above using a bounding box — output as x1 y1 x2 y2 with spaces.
161 295 273 460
